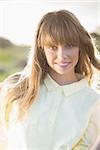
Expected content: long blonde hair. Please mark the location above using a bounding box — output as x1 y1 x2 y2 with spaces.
1 10 100 126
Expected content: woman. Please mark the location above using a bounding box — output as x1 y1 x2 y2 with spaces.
0 9 100 150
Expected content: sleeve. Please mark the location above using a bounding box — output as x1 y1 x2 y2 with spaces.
0 72 22 150
73 99 100 150
0 82 10 150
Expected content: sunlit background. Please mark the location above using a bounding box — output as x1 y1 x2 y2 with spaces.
0 0 100 92
0 0 100 45
0 2 100 149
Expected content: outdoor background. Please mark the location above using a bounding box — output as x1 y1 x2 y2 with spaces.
0 1 100 149
0 0 100 90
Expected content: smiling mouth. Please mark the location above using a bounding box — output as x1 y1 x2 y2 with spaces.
56 62 71 67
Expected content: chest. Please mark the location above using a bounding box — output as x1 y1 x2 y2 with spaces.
8 88 97 149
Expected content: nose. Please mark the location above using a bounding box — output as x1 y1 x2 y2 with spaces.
57 46 67 59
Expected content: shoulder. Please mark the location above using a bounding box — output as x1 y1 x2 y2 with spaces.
82 76 100 102
0 72 22 104
79 79 100 107
1 72 22 90
2 72 22 86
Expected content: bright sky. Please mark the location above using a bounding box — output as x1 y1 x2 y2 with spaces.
0 0 100 45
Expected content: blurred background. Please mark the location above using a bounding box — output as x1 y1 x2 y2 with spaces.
0 2 100 149
0 0 100 91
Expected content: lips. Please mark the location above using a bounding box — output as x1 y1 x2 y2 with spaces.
56 62 71 67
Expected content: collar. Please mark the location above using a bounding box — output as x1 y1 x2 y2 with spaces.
44 74 89 97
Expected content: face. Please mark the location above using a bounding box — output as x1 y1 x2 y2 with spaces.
44 44 79 78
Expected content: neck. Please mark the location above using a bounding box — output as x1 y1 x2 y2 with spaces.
49 71 79 86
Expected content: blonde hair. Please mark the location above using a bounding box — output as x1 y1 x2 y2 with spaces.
1 10 100 126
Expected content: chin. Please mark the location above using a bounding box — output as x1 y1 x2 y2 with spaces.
55 70 69 75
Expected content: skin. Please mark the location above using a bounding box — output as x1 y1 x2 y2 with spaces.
44 44 79 85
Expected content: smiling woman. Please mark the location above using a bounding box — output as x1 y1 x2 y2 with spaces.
0 9 100 150
44 45 79 85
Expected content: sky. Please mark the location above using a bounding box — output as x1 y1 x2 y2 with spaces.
0 0 100 45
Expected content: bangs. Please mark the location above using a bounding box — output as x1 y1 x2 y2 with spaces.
39 14 80 48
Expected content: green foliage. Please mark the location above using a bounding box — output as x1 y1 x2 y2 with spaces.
0 45 30 82
91 33 100 52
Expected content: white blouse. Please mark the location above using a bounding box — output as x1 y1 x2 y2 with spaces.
0 74 100 150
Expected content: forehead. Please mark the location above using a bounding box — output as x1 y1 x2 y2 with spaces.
39 13 80 48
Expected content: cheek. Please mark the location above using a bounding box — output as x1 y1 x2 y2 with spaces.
72 50 79 58
70 50 79 63
44 52 54 64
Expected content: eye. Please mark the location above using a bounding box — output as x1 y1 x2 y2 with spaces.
66 44 73 48
48 46 58 51
65 43 76 49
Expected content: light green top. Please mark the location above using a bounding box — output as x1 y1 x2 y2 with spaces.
0 74 100 150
